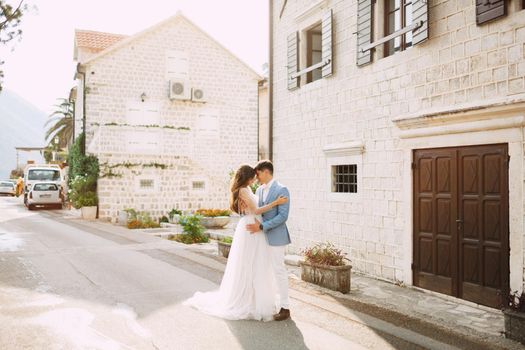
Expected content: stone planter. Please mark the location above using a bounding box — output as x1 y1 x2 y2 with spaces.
218 241 232 258
118 211 129 226
300 260 351 294
81 206 97 220
504 309 525 345
169 214 181 224
201 216 230 229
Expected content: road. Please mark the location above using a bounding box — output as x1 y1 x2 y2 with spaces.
0 196 452 350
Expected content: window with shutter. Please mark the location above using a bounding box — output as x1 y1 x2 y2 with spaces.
476 0 506 25
356 0 373 66
412 0 429 45
384 0 414 57
321 9 333 78
287 32 299 90
306 24 323 83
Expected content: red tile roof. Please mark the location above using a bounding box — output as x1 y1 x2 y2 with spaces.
75 29 128 52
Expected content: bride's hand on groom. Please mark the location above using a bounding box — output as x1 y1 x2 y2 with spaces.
246 219 261 234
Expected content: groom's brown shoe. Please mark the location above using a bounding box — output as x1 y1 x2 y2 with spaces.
273 308 290 321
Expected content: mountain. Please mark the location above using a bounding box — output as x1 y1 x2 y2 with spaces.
0 90 46 179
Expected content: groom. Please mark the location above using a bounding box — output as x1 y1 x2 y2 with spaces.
246 160 291 321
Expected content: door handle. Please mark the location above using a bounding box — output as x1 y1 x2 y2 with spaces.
456 219 463 230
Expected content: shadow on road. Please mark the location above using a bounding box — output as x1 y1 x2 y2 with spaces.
226 319 309 350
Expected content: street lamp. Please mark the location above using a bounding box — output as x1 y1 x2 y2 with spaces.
52 136 59 162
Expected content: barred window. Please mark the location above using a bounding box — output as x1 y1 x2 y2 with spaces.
139 179 154 189
332 165 357 193
192 181 205 190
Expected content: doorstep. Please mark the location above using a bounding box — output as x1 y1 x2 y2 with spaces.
284 255 518 349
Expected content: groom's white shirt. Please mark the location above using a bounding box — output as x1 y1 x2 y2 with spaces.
262 179 275 202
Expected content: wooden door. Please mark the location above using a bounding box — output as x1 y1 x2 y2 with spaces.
413 144 509 308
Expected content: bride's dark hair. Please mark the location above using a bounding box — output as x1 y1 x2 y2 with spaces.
230 165 256 214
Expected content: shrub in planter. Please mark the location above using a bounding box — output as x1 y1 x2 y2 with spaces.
159 215 169 223
300 242 351 294
196 209 231 228
218 236 233 258
503 291 525 345
173 215 209 244
126 212 160 229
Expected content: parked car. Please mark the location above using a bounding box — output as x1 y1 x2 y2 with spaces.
0 181 16 196
23 164 64 206
27 182 63 210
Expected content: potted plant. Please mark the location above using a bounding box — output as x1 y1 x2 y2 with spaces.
503 291 525 344
170 214 209 244
196 209 231 228
69 175 98 220
168 208 182 224
218 236 233 258
77 191 98 220
300 242 351 294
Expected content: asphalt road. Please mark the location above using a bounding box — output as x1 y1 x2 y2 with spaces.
0 196 440 350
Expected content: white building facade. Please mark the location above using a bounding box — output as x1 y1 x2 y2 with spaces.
271 0 525 308
73 14 260 220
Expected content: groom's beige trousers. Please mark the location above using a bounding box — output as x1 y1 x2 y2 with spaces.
270 245 290 309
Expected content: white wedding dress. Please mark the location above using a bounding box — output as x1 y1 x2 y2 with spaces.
184 187 278 321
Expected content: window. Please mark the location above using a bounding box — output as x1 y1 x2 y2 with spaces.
192 181 205 190
385 0 413 57
33 184 58 191
331 165 357 193
28 169 60 181
306 23 323 84
139 179 154 189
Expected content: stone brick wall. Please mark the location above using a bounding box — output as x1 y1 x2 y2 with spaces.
78 16 259 220
272 0 525 289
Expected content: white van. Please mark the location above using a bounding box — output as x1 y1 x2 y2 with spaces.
23 164 65 207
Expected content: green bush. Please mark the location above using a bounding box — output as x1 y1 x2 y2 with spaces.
220 236 233 244
175 215 208 244
67 133 100 208
74 191 98 208
159 215 169 223
168 208 182 219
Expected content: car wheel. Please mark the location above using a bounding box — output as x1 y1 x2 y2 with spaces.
55 203 63 210
28 204 34 211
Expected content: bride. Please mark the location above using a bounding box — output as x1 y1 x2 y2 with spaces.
184 165 288 321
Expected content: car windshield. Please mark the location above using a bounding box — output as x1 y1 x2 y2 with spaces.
28 169 60 181
0 182 13 187
33 184 58 191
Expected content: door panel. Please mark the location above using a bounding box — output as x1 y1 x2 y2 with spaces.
413 144 509 308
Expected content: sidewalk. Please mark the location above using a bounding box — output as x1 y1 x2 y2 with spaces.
49 209 523 349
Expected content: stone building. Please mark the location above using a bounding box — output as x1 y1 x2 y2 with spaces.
270 0 525 308
72 13 261 220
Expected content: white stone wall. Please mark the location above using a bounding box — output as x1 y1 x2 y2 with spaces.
79 16 259 220
272 0 525 290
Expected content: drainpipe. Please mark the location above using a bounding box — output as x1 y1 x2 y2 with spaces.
75 63 86 155
268 0 274 161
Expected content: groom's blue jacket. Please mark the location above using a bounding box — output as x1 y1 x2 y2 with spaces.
257 181 291 246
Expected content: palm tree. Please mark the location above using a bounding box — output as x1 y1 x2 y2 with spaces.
45 98 74 149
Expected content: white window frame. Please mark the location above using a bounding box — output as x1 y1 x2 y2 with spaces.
323 141 364 202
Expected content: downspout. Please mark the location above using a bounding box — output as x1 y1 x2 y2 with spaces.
268 0 274 161
75 63 86 155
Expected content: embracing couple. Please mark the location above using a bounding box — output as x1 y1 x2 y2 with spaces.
185 160 291 322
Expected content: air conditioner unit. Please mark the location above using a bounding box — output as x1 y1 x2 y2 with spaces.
169 80 191 101
191 88 206 103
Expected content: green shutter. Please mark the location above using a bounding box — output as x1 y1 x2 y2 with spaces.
321 9 333 78
287 32 299 90
412 0 429 45
356 0 372 67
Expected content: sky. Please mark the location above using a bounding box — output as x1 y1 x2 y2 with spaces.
0 0 269 114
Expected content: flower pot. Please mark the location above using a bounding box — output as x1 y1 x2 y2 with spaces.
81 206 97 220
218 241 232 258
504 309 525 345
201 216 230 229
300 260 351 294
118 211 129 226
